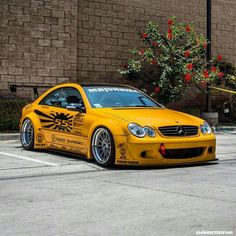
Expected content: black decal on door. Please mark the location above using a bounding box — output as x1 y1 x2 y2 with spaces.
35 110 73 132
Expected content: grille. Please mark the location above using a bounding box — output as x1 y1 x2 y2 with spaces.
158 125 198 137
163 147 204 159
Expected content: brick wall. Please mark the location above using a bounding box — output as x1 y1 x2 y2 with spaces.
77 0 235 83
0 0 78 98
0 0 235 105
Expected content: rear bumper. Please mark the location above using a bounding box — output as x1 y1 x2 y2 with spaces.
115 135 216 166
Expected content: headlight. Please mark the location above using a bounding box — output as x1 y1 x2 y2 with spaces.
128 123 156 138
144 127 156 137
200 121 212 135
128 123 146 138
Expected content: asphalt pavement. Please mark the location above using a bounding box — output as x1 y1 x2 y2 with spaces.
0 134 235 236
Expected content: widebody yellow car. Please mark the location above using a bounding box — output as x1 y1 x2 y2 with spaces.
20 83 216 167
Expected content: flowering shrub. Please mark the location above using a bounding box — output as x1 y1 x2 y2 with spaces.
118 18 224 104
219 62 236 90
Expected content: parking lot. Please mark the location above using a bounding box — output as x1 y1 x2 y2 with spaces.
0 133 235 236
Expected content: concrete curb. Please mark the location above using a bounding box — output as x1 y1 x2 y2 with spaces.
215 126 236 134
0 133 20 141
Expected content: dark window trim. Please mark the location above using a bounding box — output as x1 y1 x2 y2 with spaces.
38 87 83 109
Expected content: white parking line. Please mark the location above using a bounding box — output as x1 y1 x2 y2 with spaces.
0 152 59 166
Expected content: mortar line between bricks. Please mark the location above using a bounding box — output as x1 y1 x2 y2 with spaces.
90 178 236 204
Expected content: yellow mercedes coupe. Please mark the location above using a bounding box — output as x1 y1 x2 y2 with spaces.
20 83 216 167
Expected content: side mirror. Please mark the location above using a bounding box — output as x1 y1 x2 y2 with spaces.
66 103 86 113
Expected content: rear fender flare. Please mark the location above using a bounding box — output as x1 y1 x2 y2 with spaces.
21 113 47 149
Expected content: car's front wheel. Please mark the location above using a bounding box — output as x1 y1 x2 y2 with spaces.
20 118 34 150
91 127 115 167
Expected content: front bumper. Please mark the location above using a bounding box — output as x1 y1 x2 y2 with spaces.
115 134 216 166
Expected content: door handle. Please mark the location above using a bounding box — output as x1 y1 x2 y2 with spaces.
41 105 49 109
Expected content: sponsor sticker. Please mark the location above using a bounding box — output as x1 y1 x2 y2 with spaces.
87 87 138 93
34 143 46 147
117 160 139 165
118 143 127 155
36 133 44 143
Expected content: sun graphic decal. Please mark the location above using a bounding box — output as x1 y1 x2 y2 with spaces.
35 110 73 132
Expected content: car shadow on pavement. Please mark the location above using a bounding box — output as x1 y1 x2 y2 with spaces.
106 162 218 171
23 148 219 171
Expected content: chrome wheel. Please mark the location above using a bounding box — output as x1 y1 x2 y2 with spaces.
21 119 34 148
92 128 113 165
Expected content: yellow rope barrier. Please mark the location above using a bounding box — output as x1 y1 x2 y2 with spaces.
209 86 236 95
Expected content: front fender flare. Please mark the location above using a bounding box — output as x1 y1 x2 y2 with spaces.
87 119 128 159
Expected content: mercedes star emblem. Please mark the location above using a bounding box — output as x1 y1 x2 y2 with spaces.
177 126 186 136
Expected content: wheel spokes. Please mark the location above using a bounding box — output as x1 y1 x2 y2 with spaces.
21 120 34 146
92 128 112 164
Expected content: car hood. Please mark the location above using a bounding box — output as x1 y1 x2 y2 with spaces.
98 108 203 127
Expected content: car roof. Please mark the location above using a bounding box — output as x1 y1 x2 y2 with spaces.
78 83 134 88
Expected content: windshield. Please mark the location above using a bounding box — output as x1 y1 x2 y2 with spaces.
83 86 160 108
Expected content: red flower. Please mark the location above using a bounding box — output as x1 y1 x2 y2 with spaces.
168 28 172 34
151 59 157 65
217 54 222 61
186 25 191 32
154 86 160 93
141 32 148 39
185 73 191 82
123 63 128 69
211 66 217 72
203 42 207 49
218 72 224 78
184 50 190 57
187 63 193 70
168 18 173 25
203 70 209 78
139 49 145 55
167 33 172 40
152 41 158 47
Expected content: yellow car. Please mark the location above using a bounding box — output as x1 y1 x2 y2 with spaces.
20 83 216 167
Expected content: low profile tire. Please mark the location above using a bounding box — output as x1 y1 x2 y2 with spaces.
91 127 115 167
20 118 34 150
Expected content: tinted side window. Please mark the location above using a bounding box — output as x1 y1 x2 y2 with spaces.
62 87 83 108
39 88 64 107
39 87 83 108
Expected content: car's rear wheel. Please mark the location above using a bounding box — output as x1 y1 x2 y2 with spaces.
91 127 115 167
20 119 34 150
